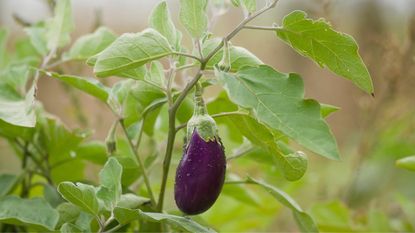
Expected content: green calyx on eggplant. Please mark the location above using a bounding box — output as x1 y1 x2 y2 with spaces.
174 83 226 215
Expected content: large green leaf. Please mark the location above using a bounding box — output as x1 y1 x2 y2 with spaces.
96 157 122 210
149 1 179 49
57 182 100 215
0 85 36 127
217 65 339 159
179 0 208 38
0 174 18 197
44 71 110 102
224 113 307 181
203 38 262 71
276 10 373 94
396 155 415 172
0 196 59 231
93 29 172 77
56 203 81 228
247 178 318 232
46 0 74 50
64 27 116 60
139 211 216 233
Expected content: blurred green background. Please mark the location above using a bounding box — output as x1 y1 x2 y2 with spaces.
1 0 414 232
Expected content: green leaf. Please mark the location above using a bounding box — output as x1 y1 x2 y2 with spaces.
149 1 179 49
0 196 59 231
96 157 122 210
0 174 18 197
222 175 259 206
139 211 216 233
44 71 110 102
75 141 107 165
396 155 415 171
25 25 48 56
113 207 138 225
61 222 84 233
56 203 81 228
276 10 373 94
64 27 116 60
224 113 307 180
46 0 74 50
247 177 318 232
94 29 172 77
179 0 208 38
203 38 262 72
145 61 165 87
310 201 352 232
233 0 256 13
44 183 65 207
217 65 339 159
320 103 340 118
57 182 100 215
0 84 36 127
117 193 151 209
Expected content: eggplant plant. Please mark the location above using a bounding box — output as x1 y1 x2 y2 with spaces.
0 0 373 232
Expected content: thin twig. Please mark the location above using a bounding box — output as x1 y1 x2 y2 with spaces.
243 25 280 31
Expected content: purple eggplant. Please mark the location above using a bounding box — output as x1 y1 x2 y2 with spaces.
174 83 226 215
174 129 226 215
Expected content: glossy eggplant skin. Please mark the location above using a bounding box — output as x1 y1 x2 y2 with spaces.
174 130 226 215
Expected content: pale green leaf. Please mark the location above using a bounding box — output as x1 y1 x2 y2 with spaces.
56 203 81 228
233 0 256 13
145 61 165 87
247 177 318 232
149 1 178 49
0 174 18 197
43 183 64 207
217 65 339 159
320 103 340 118
0 196 59 231
310 201 352 232
139 211 216 233
93 29 172 77
46 0 74 50
44 71 110 102
64 27 116 60
113 207 138 225
96 157 122 210
203 38 262 71
118 193 151 209
276 10 373 94
60 222 84 233
179 0 208 38
0 85 36 127
75 141 107 165
25 25 48 56
396 155 415 172
57 182 100 215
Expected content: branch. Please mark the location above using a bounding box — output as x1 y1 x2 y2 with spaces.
243 25 280 31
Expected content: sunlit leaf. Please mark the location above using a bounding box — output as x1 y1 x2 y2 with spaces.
276 10 373 94
179 0 208 38
396 155 415 172
0 174 18 197
46 0 74 50
149 1 179 49
57 182 100 215
96 157 122 210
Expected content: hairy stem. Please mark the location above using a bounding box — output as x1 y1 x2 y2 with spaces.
156 1 278 212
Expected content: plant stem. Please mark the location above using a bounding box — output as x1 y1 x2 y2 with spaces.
227 146 255 161
172 51 203 63
243 25 280 31
119 119 156 207
156 0 279 212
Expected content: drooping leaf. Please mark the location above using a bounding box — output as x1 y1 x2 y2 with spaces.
203 38 262 72
217 65 339 159
276 10 373 94
117 193 151 209
57 182 100 215
396 155 415 172
43 71 110 102
149 1 179 49
139 211 216 233
0 84 36 127
0 174 18 197
64 27 116 60
96 157 123 210
0 196 59 231
247 177 318 232
114 207 138 225
179 0 208 38
93 29 172 77
46 0 74 50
